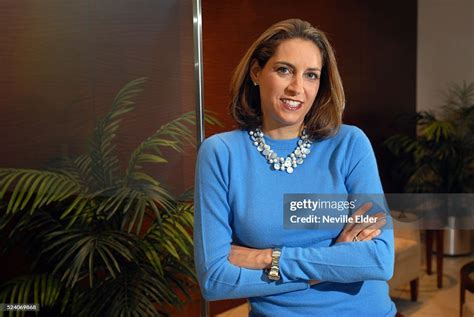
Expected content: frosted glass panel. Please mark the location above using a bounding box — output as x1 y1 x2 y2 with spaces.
0 1 197 315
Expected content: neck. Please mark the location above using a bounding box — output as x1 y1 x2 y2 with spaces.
262 124 303 140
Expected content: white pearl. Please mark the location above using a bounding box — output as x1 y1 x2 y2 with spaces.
250 128 311 173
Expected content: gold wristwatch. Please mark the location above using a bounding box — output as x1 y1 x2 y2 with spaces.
267 248 282 281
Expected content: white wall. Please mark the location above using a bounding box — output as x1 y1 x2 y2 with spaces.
417 0 474 112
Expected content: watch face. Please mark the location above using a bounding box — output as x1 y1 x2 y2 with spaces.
268 270 280 281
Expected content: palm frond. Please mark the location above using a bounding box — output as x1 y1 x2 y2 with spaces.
42 229 136 288
383 134 417 156
3 209 62 260
177 186 194 202
75 263 183 317
46 154 93 190
124 110 221 185
421 120 455 142
92 182 175 235
125 111 196 181
144 202 194 261
89 77 147 190
0 169 83 214
0 273 65 317
442 80 474 109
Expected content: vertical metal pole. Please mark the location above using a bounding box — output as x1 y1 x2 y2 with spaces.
193 0 209 316
193 0 205 148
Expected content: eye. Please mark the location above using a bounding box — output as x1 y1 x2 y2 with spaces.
276 66 291 75
305 72 320 80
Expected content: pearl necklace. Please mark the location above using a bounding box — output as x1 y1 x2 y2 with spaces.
249 128 312 174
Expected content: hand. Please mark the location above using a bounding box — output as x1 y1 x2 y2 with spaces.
335 202 387 243
228 245 272 269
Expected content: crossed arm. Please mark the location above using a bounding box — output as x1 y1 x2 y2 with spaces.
228 202 386 272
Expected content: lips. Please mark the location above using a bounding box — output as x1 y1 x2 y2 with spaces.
280 98 303 111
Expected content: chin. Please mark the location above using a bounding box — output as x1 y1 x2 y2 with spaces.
275 117 305 129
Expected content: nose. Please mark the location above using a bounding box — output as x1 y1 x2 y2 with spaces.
286 75 304 96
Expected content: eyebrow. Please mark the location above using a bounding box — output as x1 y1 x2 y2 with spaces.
274 61 321 72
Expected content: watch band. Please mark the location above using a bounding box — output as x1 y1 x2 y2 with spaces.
267 248 282 281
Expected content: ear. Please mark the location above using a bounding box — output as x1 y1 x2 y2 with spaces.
249 59 261 83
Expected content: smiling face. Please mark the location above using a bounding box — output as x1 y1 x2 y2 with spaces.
251 38 322 139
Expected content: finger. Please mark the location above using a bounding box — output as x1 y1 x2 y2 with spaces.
356 214 387 231
349 213 387 236
345 202 373 232
352 202 373 216
350 221 385 242
372 212 387 219
358 229 381 241
356 229 379 241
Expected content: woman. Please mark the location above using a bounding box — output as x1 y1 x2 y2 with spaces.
194 19 396 316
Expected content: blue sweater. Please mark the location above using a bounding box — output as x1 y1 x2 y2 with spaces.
194 125 396 317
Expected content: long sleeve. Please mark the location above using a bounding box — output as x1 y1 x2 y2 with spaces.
279 130 395 283
193 135 309 301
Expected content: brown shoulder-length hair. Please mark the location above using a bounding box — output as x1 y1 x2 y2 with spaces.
229 18 345 140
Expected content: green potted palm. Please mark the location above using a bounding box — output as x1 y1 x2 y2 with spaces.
384 81 474 193
0 78 219 316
